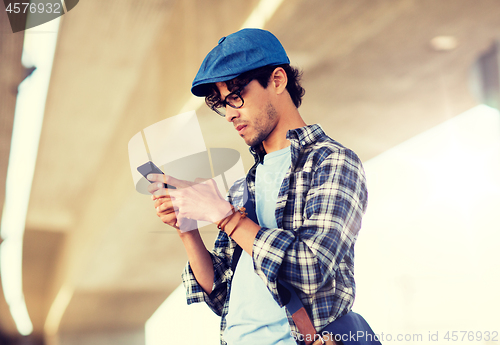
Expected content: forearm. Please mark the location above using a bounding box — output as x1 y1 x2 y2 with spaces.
179 229 214 294
223 214 260 256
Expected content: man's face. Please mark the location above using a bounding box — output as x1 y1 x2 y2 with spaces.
216 79 279 147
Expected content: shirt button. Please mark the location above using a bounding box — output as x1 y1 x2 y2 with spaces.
226 269 233 278
218 36 226 44
301 140 306 146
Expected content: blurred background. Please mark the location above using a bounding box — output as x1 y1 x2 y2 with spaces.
1 0 499 344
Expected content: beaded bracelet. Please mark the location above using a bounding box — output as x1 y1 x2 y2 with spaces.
226 207 247 237
217 206 235 231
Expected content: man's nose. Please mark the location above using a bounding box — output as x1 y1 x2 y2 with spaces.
225 106 239 122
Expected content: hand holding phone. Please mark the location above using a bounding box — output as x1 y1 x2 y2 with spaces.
137 161 176 189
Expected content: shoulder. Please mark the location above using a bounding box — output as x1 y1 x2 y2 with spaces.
290 124 363 170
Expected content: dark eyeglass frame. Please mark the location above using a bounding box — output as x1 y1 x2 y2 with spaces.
212 82 250 116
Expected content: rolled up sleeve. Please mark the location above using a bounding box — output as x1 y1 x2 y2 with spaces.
252 147 368 307
182 233 233 316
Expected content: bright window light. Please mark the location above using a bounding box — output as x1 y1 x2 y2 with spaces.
241 0 286 29
355 104 500 333
0 16 61 336
145 285 220 345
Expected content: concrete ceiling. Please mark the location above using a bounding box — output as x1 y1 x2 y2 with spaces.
1 0 499 343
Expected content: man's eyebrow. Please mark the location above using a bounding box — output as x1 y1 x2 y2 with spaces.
226 85 239 93
220 89 232 100
227 79 248 93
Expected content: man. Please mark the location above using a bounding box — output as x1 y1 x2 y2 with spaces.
148 29 368 345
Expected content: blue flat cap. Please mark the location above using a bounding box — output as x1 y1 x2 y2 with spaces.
191 28 290 97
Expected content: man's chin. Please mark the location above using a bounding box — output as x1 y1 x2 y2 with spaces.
243 135 260 147
244 138 255 147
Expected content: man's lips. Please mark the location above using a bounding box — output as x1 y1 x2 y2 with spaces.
235 124 247 134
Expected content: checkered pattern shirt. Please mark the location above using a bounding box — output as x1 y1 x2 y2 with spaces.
182 124 368 344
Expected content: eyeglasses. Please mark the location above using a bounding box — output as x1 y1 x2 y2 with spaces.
211 83 249 116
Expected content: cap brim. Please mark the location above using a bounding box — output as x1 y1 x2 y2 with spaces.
191 72 243 97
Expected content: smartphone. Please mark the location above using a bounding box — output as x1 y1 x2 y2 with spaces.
137 161 176 189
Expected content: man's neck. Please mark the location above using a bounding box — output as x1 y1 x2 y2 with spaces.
262 108 306 153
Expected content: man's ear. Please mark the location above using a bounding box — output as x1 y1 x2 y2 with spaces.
271 67 288 95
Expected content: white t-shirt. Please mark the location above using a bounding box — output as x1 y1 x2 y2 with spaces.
223 146 295 345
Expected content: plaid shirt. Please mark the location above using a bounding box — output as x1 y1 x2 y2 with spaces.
182 124 368 344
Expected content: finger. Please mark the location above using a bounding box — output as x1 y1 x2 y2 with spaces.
153 196 170 208
160 175 195 189
152 187 171 197
194 177 209 184
147 176 179 191
159 213 179 229
148 182 165 194
155 201 178 216
157 201 177 214
157 208 177 219
147 173 167 183
152 192 173 200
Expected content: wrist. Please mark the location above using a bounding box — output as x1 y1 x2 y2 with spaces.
222 207 247 237
211 200 233 224
178 228 200 240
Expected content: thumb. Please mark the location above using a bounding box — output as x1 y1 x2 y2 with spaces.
147 173 167 183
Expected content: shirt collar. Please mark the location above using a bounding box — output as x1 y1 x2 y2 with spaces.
249 124 325 163
285 123 324 146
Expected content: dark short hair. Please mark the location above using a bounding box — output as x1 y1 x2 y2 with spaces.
205 64 305 112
